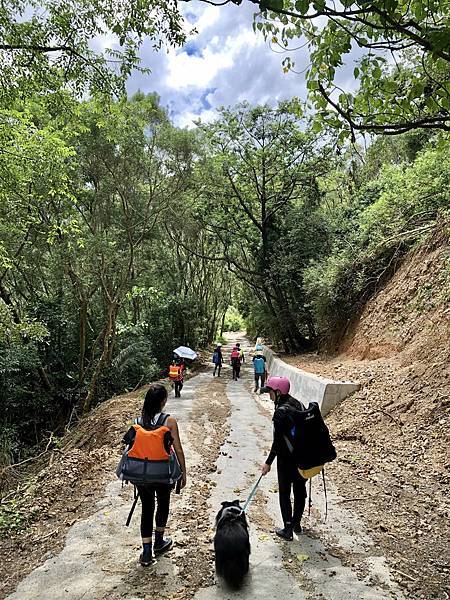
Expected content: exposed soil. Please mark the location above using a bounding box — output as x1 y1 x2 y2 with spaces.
0 369 230 600
0 387 143 599
284 228 450 599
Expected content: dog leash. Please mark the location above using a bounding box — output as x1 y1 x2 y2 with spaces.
242 474 263 512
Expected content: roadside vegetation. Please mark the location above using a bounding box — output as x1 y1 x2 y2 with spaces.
0 0 448 467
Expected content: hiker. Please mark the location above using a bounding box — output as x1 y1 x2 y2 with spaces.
122 384 187 566
169 357 185 397
254 338 264 351
230 346 241 381
236 342 245 364
212 343 224 377
260 376 307 541
252 350 267 392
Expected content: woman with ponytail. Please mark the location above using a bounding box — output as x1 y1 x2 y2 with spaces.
122 383 187 566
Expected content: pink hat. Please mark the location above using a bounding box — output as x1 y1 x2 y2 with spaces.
261 376 290 395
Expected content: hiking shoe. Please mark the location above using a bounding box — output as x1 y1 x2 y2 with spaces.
293 523 302 535
139 549 156 567
154 537 173 556
275 527 293 541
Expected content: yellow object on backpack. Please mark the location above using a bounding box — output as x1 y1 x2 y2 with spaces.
298 465 324 479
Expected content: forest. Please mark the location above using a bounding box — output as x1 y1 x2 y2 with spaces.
0 0 449 466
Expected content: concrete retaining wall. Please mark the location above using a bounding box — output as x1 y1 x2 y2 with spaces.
262 346 360 416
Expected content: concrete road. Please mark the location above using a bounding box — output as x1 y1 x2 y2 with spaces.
7 334 405 600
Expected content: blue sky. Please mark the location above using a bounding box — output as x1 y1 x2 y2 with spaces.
125 2 358 128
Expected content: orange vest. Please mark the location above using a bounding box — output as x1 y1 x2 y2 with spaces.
127 424 170 461
169 364 183 381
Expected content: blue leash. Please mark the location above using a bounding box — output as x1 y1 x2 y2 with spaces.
242 474 263 512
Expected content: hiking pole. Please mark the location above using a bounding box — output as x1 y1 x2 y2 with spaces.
308 478 312 516
242 474 263 512
126 486 140 527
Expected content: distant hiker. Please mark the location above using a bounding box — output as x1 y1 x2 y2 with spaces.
260 376 307 541
169 357 185 397
230 346 241 381
252 350 267 392
212 343 224 377
236 342 245 364
254 338 264 351
121 384 187 566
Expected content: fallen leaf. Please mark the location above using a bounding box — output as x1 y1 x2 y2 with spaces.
258 534 270 541
296 554 309 562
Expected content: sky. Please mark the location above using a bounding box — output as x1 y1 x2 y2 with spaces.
125 2 359 128
126 2 307 128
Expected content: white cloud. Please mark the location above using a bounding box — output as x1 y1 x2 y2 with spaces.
126 1 360 128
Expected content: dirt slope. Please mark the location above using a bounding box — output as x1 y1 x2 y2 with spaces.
286 225 450 599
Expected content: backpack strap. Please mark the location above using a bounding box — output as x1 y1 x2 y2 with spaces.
134 413 170 429
283 434 294 454
155 412 169 427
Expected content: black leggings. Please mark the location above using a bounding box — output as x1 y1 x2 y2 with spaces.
137 485 172 538
277 460 307 526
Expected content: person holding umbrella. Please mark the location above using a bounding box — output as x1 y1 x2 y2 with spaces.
169 346 197 397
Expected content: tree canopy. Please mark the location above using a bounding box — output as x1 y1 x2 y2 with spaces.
0 0 186 100
0 1 448 478
222 0 450 138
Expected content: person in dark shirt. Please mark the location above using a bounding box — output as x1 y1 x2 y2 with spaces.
122 383 186 566
212 343 224 377
230 346 241 381
260 376 307 541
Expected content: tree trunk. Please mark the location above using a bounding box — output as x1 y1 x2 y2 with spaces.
79 299 88 384
83 302 117 413
219 310 226 336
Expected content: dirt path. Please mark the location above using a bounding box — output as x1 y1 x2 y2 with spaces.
5 336 406 600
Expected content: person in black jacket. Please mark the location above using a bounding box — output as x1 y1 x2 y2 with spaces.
212 343 223 377
260 376 307 541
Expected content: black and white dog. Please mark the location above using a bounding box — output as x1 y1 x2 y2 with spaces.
214 500 250 588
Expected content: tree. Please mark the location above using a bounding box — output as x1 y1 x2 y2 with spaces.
191 101 332 351
212 0 450 137
0 0 186 101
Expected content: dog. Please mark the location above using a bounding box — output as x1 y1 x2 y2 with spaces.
214 500 250 589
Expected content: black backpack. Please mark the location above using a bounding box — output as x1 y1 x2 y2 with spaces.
275 401 337 472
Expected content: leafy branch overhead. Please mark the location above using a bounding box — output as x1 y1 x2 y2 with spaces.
241 0 450 137
0 0 187 100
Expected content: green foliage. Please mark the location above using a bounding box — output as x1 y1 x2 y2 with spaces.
254 0 450 135
223 307 245 332
303 142 450 341
0 93 229 465
0 0 186 101
193 101 331 352
0 479 40 534
0 499 29 536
